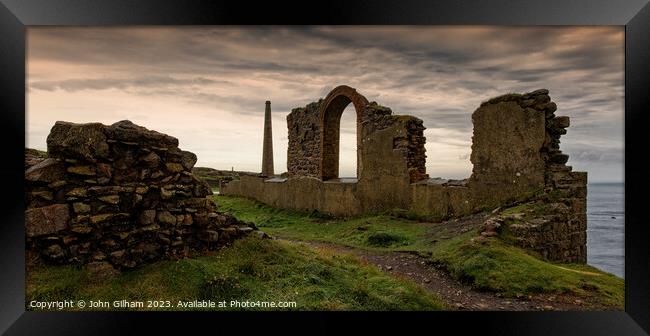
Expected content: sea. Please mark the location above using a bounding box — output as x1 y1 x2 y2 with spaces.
587 183 625 278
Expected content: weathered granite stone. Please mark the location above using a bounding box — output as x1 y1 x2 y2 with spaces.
138 210 155 226
43 244 66 262
25 158 66 183
67 165 96 176
552 116 570 128
73 202 90 214
165 162 184 173
99 195 120 204
30 191 53 201
141 152 161 168
105 120 178 148
157 210 176 225
199 230 219 242
160 188 173 199
180 151 197 170
97 163 112 179
70 225 93 234
25 204 70 237
47 121 110 162
90 213 117 224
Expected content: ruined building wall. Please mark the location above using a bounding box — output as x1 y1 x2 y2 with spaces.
223 86 586 263
468 90 551 207
226 87 429 216
356 103 428 212
467 89 587 263
26 120 255 270
287 101 322 178
361 103 428 183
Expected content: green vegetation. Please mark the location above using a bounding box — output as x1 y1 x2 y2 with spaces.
430 230 623 308
25 148 48 158
27 236 444 311
367 232 407 247
215 195 624 309
502 202 551 219
201 176 222 186
214 196 432 252
27 194 623 311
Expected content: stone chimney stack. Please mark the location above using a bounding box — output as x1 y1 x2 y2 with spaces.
261 100 274 176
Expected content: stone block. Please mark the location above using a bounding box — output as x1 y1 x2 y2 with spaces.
157 210 176 225
47 121 110 162
25 158 66 183
67 165 97 176
25 204 70 237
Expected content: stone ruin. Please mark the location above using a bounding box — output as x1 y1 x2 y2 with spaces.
25 120 257 271
222 85 587 263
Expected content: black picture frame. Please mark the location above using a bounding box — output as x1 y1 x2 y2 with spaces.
1 0 648 334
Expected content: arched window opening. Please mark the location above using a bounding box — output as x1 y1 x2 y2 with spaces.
338 104 357 179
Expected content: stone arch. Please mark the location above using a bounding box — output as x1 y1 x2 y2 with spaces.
318 85 369 180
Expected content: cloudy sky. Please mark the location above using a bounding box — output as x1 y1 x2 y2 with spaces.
26 26 624 182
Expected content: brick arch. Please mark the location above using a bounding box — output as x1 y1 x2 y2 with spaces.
318 85 369 180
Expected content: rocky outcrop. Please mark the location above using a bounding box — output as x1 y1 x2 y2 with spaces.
25 120 257 270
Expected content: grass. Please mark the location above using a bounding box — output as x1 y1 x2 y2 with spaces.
429 230 624 308
214 196 431 251
214 195 624 309
501 202 551 220
27 236 444 311
25 148 47 159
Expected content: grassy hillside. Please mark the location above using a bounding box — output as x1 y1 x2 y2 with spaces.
214 195 624 310
192 167 260 190
27 236 444 311
26 192 623 311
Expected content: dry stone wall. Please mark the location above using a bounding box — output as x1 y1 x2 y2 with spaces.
25 120 256 270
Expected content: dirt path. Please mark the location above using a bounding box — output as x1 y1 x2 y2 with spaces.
284 239 591 311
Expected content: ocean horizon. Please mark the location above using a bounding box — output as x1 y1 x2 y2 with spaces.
587 182 624 278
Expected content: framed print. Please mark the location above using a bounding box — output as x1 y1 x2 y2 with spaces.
1 0 649 334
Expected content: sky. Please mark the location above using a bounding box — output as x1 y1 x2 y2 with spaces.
26 26 624 183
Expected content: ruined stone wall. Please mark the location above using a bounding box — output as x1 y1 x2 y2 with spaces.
361 103 428 184
236 93 430 216
286 92 428 185
26 120 255 270
287 101 322 178
470 89 587 263
224 87 587 263
409 182 473 221
468 90 550 207
222 176 362 217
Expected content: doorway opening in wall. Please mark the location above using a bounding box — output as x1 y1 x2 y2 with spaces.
338 104 358 182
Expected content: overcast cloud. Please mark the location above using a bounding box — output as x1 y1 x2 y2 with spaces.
26 26 624 182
